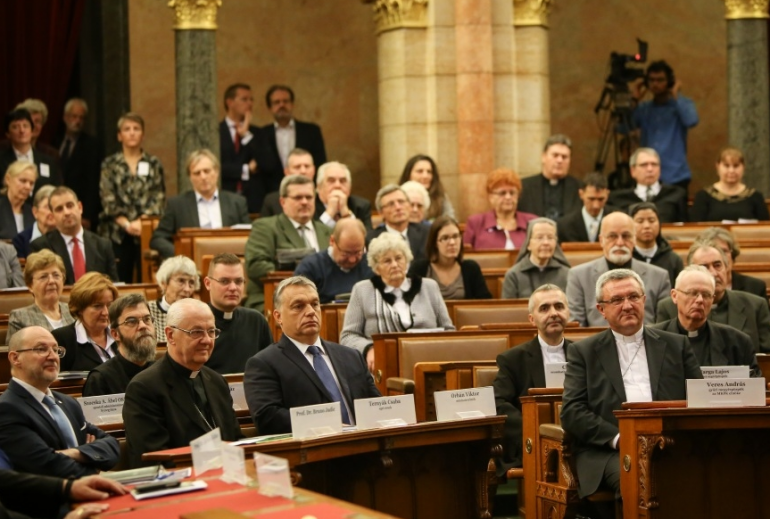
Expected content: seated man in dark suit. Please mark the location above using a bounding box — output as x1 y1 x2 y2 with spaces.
244 276 381 434
314 161 373 231
150 148 251 259
0 108 62 193
0 326 121 477
656 242 770 353
652 265 761 377
366 185 429 262
123 298 242 468
517 134 583 220
561 269 701 504
607 147 688 223
260 148 316 216
30 186 118 284
83 293 156 397
557 172 618 243
494 284 573 472
12 184 56 259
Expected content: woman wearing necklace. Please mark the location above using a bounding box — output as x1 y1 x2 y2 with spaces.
340 232 455 371
147 255 200 343
99 113 166 282
690 147 770 222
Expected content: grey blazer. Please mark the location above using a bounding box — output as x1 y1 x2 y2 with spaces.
7 303 74 344
566 257 671 327
0 242 24 289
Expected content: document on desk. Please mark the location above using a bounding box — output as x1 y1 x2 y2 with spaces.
434 386 496 421
687 378 766 408
354 394 416 430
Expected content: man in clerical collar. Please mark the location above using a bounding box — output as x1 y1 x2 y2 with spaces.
561 269 701 506
83 293 157 397
566 211 670 327
652 265 761 377
123 298 242 468
203 253 272 374
365 184 429 262
494 284 573 472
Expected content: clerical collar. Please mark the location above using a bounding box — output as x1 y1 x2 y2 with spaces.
210 304 235 321
166 353 202 379
677 319 708 338
611 327 644 344
605 258 632 270
546 177 560 187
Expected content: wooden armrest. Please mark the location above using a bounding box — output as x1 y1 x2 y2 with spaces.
506 467 524 480
539 423 564 441
386 377 415 394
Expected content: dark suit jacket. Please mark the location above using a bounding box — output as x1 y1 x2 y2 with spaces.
0 147 62 196
608 184 688 223
517 174 583 219
366 223 430 263
556 206 621 243
732 271 768 301
652 319 761 377
123 354 242 468
0 380 120 478
494 337 572 469
150 190 251 258
0 469 66 519
656 290 770 353
262 192 373 231
244 335 381 435
560 328 701 497
219 120 267 213
52 322 117 372
29 229 118 285
0 196 33 241
260 120 327 195
11 226 34 259
57 132 103 227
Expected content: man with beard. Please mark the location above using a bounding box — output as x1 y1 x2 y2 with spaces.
493 284 573 472
567 211 670 326
82 294 157 396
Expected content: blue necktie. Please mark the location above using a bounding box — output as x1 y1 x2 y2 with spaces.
43 395 78 449
307 345 351 425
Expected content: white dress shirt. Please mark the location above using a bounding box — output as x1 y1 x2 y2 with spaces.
13 147 34 163
581 207 603 242
75 320 116 363
538 335 566 364
634 181 661 201
60 228 86 268
611 327 652 403
225 116 253 180
196 189 223 229
274 119 296 168
288 218 320 252
383 278 413 327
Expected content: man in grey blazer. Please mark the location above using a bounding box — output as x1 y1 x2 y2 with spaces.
567 211 670 327
245 175 332 311
150 149 250 259
561 269 701 502
656 242 770 353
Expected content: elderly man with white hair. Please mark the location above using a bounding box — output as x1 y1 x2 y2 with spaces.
314 161 372 230
147 255 200 342
400 180 431 225
365 184 430 262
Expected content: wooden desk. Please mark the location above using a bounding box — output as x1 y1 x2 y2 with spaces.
616 402 770 519
143 416 505 519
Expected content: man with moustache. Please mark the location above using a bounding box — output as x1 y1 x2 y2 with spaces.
566 211 670 327
494 284 573 472
82 294 157 397
123 299 242 467
259 148 316 216
204 253 272 374
652 266 760 377
656 242 770 353
366 185 429 262
0 327 120 477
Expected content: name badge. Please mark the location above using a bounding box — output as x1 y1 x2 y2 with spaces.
289 402 342 439
228 382 247 410
434 386 496 422
137 161 150 176
686 378 765 408
545 362 567 388
700 366 750 379
40 163 50 178
354 394 417 430
76 393 124 424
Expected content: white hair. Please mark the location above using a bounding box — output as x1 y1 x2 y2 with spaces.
400 180 431 211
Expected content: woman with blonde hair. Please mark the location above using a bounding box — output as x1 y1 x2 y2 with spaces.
0 161 36 239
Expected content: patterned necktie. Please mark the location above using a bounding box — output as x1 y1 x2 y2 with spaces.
306 345 350 425
72 237 86 281
43 395 78 449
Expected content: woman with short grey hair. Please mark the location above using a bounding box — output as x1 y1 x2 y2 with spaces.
148 255 200 342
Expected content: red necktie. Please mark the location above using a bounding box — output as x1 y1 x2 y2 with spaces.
72 237 86 281
233 130 241 153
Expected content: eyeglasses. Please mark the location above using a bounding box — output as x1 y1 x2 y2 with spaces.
337 247 365 259
208 277 245 287
285 195 314 202
598 293 644 306
491 190 518 198
117 315 154 328
381 199 408 210
33 272 63 283
170 276 197 288
438 233 462 243
603 233 634 242
169 325 221 340
675 289 715 300
15 345 66 357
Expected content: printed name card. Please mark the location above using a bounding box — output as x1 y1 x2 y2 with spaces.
220 442 248 485
354 394 417 430
434 386 496 422
76 393 124 424
289 402 342 440
254 453 293 498
228 382 247 410
190 428 222 477
545 363 568 388
700 366 750 379
686 378 766 408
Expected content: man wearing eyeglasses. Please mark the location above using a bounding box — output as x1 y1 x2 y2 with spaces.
566 211 671 327
365 184 429 262
123 298 242 468
203 253 272 374
561 269 701 507
651 265 761 377
294 218 373 303
82 293 157 397
655 242 770 354
245 174 332 312
0 326 120 477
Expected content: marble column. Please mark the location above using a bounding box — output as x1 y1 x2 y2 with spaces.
168 0 221 192
723 0 770 194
